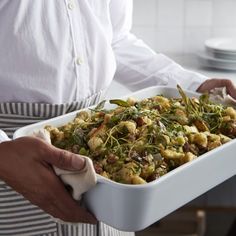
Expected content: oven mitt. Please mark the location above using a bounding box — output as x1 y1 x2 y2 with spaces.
33 129 97 201
209 87 236 106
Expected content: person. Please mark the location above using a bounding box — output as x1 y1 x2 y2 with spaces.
0 0 236 236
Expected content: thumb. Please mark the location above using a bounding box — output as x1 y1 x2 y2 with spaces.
46 147 86 171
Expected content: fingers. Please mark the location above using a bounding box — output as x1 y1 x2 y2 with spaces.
46 147 86 171
38 168 97 224
197 79 236 99
50 197 97 224
10 137 86 171
15 137 87 171
197 78 222 93
51 196 97 224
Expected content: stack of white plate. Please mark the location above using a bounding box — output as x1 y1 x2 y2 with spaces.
197 38 236 71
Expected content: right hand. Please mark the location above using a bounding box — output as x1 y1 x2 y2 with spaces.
197 78 236 99
0 137 97 224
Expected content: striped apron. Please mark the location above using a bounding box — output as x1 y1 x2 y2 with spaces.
0 91 134 236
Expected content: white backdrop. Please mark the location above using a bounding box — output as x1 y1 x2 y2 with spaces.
132 0 236 54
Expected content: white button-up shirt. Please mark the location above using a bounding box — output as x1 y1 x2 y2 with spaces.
0 0 207 105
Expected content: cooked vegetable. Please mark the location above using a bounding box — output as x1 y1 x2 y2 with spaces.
46 86 236 185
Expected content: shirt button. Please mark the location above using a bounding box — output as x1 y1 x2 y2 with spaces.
68 2 74 10
76 58 83 65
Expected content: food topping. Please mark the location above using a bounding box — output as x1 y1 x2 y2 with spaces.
46 86 236 184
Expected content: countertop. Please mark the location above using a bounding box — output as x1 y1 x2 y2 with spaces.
169 53 236 80
106 53 236 99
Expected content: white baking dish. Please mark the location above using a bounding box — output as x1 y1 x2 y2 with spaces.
13 86 236 232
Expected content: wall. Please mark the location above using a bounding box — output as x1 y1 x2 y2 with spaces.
132 0 236 54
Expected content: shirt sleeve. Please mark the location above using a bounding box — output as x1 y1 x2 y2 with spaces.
0 130 11 143
109 0 208 92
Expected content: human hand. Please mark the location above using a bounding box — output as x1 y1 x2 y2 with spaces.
197 78 236 99
0 137 97 224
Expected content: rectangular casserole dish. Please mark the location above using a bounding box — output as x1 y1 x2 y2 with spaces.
13 86 236 232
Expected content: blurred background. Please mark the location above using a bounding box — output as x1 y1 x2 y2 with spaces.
132 0 236 55
108 0 236 98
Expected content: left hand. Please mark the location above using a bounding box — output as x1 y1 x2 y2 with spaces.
197 78 236 99
0 137 97 224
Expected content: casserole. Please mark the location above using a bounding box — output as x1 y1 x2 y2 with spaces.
14 86 236 231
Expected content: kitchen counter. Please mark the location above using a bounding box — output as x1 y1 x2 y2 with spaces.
106 53 236 99
169 53 236 81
